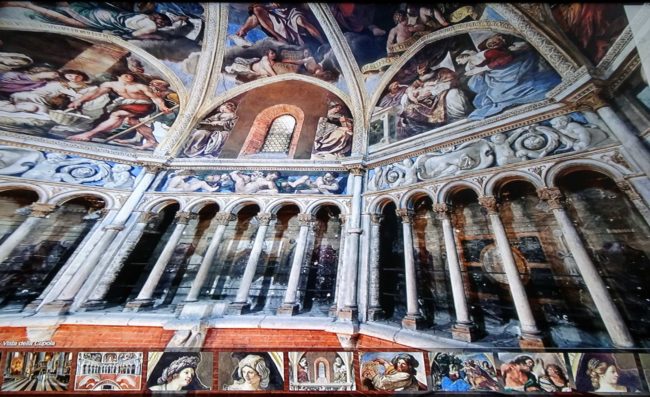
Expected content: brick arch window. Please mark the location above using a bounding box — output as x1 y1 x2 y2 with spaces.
260 114 296 153
239 104 305 158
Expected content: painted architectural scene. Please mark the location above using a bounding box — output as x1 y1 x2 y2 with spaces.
2 351 71 391
0 31 179 151
288 351 354 391
569 352 643 393
146 352 212 391
219 352 284 391
74 352 143 391
0 2 205 87
158 169 347 194
182 81 353 160
368 111 613 190
359 352 428 392
0 145 141 189
429 352 500 392
496 352 574 392
369 31 561 146
221 3 344 93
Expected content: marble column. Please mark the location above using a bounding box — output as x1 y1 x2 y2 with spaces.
589 97 650 177
227 212 274 315
81 211 158 308
278 213 314 315
185 212 235 302
331 213 347 316
0 203 57 264
339 165 364 321
615 180 650 227
367 214 384 321
397 208 424 330
537 187 634 347
40 169 159 313
478 196 543 346
125 211 194 311
433 203 478 341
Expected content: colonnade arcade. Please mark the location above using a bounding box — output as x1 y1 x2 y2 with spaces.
364 159 650 348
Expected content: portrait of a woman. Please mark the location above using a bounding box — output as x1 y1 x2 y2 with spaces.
572 353 642 393
587 359 628 393
220 352 284 391
224 354 270 391
147 353 210 391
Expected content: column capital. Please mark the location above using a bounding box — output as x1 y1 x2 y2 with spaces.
138 211 157 224
214 212 236 225
536 187 565 210
103 224 125 232
478 196 499 214
433 203 451 219
297 213 314 226
175 211 194 224
345 164 366 176
576 90 609 111
29 203 57 218
143 164 165 174
396 208 414 223
256 212 275 226
370 214 383 224
615 180 641 200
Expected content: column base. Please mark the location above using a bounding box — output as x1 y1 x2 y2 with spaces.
24 299 43 312
337 306 358 322
79 299 107 311
518 332 546 349
38 299 72 315
123 299 154 312
225 302 250 315
451 322 480 342
328 305 338 317
401 314 425 330
367 306 384 321
277 303 300 316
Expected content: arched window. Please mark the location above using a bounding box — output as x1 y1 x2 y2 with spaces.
260 114 296 153
239 104 304 158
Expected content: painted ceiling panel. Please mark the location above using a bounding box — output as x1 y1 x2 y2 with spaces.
218 3 349 95
0 2 205 88
0 2 637 161
0 30 180 151
369 32 561 148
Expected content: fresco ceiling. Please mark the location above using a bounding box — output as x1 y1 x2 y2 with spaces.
0 2 635 162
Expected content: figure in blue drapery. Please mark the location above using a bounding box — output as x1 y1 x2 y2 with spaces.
465 34 561 120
